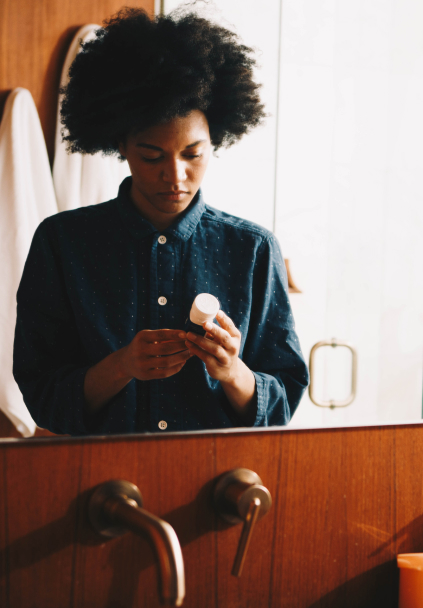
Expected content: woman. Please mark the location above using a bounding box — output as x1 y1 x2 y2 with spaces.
13 7 308 435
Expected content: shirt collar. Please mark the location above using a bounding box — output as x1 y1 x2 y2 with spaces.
116 176 206 241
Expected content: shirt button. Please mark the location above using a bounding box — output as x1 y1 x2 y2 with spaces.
158 420 167 430
158 296 167 305
158 235 167 244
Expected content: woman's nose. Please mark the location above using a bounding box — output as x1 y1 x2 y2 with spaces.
162 159 187 184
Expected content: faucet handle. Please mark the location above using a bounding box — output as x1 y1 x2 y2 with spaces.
213 468 272 577
88 479 143 537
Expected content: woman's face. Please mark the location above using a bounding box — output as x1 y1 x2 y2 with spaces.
119 109 212 230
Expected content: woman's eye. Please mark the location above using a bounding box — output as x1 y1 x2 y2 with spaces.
141 154 202 162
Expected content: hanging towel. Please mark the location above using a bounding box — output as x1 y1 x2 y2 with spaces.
53 24 131 212
0 88 58 436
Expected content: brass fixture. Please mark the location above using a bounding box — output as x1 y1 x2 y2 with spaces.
309 338 358 408
213 468 272 577
88 480 185 607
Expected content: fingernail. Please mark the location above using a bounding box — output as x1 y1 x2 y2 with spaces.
204 322 212 331
179 332 185 338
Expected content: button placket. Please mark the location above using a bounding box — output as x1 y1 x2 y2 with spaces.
157 235 169 308
155 237 181 431
150 236 160 431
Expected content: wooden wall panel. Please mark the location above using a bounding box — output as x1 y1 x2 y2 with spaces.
271 428 348 607
73 435 217 608
394 427 423 555
0 444 8 607
214 431 282 608
3 441 84 608
270 427 397 608
2 424 423 606
0 412 22 440
0 0 154 162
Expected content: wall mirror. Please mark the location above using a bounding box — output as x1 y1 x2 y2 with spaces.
169 0 423 430
0 0 422 439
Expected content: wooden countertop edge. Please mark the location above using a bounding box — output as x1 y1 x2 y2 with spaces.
1 418 422 447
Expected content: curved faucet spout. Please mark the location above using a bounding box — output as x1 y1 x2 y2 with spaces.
88 480 185 607
105 495 185 606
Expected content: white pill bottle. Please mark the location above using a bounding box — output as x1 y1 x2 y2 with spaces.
184 293 220 336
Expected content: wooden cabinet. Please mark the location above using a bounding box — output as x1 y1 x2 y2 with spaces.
1 424 423 606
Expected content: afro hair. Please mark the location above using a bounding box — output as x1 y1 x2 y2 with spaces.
60 6 266 157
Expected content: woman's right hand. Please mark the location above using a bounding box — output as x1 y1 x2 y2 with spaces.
117 329 192 381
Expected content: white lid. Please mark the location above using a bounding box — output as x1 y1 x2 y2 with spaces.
190 293 220 326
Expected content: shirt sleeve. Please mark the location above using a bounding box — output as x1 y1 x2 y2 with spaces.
242 234 309 426
13 219 101 435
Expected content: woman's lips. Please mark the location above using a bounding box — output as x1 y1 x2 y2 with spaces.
157 191 188 201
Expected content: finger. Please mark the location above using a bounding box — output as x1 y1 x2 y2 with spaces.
147 340 189 357
180 330 214 341
148 350 192 369
215 311 241 338
185 332 227 357
185 337 229 365
141 329 187 343
202 321 234 350
145 361 187 380
185 340 221 367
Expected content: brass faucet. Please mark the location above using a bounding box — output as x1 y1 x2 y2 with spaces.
88 480 185 606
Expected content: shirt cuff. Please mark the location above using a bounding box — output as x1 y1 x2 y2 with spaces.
251 371 267 427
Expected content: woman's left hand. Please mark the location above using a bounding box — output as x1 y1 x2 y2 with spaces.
181 310 256 421
180 310 242 382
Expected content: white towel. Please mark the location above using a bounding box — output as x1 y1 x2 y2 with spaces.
0 88 58 436
53 24 131 212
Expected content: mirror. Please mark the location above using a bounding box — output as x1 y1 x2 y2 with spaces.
168 0 423 430
1 0 422 439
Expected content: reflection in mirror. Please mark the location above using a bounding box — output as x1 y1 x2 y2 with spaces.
7 2 310 439
184 0 423 429
1 0 422 440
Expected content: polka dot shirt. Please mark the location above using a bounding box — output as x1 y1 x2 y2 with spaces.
13 177 309 435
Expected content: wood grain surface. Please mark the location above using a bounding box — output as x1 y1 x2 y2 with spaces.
73 435 218 608
215 431 282 608
1 424 422 607
0 0 154 163
0 443 7 607
5 442 84 607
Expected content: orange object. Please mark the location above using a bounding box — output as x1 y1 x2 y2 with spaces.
397 554 423 608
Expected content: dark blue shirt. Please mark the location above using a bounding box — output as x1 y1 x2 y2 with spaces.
13 177 309 435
